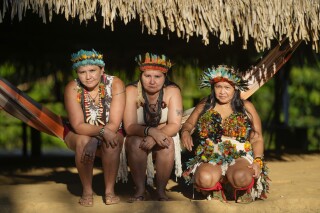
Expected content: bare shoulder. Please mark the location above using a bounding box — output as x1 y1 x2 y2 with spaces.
111 76 125 95
199 97 208 105
112 76 125 87
244 99 254 107
125 84 138 95
194 98 207 112
65 80 77 92
165 85 181 94
243 100 258 114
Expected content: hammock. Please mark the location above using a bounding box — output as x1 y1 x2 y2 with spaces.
0 77 64 140
0 38 301 139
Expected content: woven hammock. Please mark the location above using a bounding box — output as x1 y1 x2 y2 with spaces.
0 78 64 140
0 38 301 139
0 0 316 52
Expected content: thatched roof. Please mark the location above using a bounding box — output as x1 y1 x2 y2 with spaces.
0 0 319 52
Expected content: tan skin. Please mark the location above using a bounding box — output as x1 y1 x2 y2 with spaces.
64 65 126 203
124 70 183 200
180 81 264 199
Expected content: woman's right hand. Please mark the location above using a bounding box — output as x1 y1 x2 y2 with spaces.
81 137 98 163
148 128 171 148
102 127 119 148
139 136 156 151
181 130 194 151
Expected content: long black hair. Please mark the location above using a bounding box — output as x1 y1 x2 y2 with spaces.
201 84 256 133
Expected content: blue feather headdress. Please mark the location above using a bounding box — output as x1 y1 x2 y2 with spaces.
71 49 105 70
200 65 249 91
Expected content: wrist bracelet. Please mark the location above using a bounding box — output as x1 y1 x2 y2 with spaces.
144 126 151 136
253 157 263 169
99 127 105 137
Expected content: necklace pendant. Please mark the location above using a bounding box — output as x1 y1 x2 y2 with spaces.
90 108 97 121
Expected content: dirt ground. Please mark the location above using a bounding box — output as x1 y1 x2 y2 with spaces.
1 153 320 213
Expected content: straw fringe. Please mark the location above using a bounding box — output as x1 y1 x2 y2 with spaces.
1 0 318 52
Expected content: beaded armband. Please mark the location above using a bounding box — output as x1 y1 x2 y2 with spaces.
253 157 263 169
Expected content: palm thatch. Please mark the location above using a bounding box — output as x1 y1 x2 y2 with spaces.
0 0 318 52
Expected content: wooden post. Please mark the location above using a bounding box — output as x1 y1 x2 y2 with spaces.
30 127 41 157
22 122 28 157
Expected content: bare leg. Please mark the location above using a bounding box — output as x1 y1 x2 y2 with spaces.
194 163 222 189
64 133 94 198
226 158 254 203
100 132 124 196
193 163 227 201
153 141 174 199
226 158 254 188
126 136 148 197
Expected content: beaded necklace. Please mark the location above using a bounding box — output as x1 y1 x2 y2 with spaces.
76 77 106 126
83 88 104 125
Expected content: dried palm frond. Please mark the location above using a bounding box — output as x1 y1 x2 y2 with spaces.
0 0 318 52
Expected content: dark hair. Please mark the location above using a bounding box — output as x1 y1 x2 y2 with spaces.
201 84 255 133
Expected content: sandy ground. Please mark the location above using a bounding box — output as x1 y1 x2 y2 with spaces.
1 153 320 213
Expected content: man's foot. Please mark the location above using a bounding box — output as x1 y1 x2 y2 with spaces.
79 194 93 207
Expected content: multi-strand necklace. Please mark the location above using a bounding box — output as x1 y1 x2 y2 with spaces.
142 88 164 127
148 100 158 112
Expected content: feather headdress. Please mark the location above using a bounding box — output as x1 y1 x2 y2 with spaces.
135 53 172 73
71 49 105 70
200 65 249 91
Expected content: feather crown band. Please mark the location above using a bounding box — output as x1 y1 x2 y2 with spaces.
135 53 172 73
71 49 105 70
200 65 249 91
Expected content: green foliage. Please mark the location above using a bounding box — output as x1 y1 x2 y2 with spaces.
308 127 320 150
288 66 320 127
0 112 23 149
0 63 16 77
171 64 211 109
250 78 275 122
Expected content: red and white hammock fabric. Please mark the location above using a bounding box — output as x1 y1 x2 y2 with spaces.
0 39 301 140
241 39 302 100
0 78 64 140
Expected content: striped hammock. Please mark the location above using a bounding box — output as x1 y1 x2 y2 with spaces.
0 39 301 140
